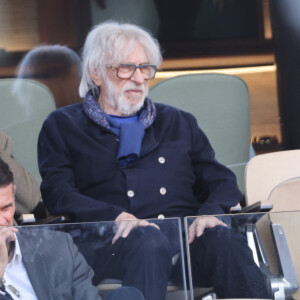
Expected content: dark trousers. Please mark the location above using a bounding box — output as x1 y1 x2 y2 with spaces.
82 224 269 300
106 286 145 300
93 226 174 300
190 225 270 299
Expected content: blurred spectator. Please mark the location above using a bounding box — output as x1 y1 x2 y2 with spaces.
0 130 40 218
15 44 82 108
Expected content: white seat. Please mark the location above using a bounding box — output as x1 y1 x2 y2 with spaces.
244 149 300 206
267 176 300 212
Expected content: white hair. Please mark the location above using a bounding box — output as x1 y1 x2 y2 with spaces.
79 21 162 98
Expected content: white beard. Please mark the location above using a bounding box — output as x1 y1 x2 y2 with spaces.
105 78 148 116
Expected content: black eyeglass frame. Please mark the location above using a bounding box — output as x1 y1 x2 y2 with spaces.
105 63 157 79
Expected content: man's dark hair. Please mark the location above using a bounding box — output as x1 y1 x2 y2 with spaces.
0 157 13 187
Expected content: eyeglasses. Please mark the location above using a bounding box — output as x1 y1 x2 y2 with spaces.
106 64 157 79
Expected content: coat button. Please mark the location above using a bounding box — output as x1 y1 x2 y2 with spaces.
127 190 135 197
160 187 167 195
158 157 165 164
158 214 165 220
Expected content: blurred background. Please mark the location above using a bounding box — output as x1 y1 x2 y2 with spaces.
0 0 299 153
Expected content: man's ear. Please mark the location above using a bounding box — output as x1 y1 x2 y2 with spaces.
89 68 102 86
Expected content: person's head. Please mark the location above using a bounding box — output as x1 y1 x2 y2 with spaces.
0 158 15 226
15 44 82 108
79 21 162 116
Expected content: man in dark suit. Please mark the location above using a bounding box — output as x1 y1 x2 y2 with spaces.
0 157 144 300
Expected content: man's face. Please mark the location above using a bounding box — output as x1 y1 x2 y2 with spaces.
0 183 15 227
96 43 151 116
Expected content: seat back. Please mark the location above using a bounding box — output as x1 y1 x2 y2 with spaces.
267 176 300 212
245 150 300 206
0 78 56 184
245 151 300 299
149 73 250 193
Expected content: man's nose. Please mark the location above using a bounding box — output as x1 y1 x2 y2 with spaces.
0 215 8 227
130 68 145 84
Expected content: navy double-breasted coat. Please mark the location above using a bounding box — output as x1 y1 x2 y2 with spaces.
38 101 242 222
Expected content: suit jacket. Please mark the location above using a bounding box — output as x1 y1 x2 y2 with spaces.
0 229 101 300
0 130 41 215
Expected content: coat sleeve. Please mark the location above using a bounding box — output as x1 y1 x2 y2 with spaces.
0 130 41 215
65 234 102 300
38 114 125 222
186 113 243 215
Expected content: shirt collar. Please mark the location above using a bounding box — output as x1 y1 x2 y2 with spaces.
9 235 22 267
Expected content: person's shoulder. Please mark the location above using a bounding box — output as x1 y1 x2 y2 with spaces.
44 102 84 125
17 228 75 258
154 101 196 121
51 102 83 118
18 228 72 247
0 129 9 140
18 227 69 238
155 102 182 114
0 130 11 153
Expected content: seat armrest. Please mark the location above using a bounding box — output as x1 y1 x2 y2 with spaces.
36 215 70 224
17 214 70 225
232 201 273 213
17 213 36 225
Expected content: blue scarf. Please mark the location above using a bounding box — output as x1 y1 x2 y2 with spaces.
83 90 156 167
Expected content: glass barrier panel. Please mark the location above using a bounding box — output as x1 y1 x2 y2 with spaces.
185 211 300 300
13 217 187 300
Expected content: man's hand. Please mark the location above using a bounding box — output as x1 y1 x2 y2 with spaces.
112 212 160 244
188 216 227 244
0 227 18 277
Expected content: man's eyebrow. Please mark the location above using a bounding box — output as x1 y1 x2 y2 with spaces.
0 202 14 209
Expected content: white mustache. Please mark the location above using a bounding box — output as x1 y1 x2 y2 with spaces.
122 83 145 93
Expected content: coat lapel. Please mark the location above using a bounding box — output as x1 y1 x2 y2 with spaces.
140 126 160 157
17 230 55 300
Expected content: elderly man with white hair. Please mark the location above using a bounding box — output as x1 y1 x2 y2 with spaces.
38 21 271 300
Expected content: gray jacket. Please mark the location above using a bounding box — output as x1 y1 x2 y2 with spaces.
0 228 101 300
